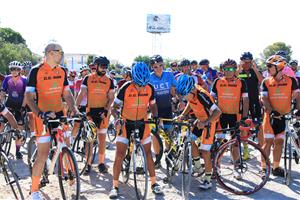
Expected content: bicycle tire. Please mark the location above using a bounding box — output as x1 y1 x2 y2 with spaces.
27 136 36 175
151 129 163 166
3 124 12 156
133 144 148 200
181 142 192 200
214 139 270 195
58 147 80 200
107 122 117 142
284 133 292 185
0 151 24 199
121 149 130 184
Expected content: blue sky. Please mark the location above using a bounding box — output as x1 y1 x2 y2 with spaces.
1 0 299 67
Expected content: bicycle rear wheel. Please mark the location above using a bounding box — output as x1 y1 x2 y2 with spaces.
27 136 36 175
2 124 12 156
181 142 192 200
58 147 80 200
133 144 148 200
0 151 24 200
107 122 117 142
284 133 292 185
214 139 270 195
151 129 163 166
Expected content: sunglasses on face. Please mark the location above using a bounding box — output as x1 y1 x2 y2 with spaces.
52 49 64 55
99 65 108 69
223 67 236 72
10 68 21 71
266 63 276 68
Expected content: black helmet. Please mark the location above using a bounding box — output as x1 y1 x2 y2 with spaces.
93 56 110 67
191 60 198 65
179 59 190 67
199 59 209 65
223 59 237 68
240 52 253 60
275 50 287 59
290 60 298 65
150 55 163 65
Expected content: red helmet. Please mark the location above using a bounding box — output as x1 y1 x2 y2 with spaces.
69 70 77 77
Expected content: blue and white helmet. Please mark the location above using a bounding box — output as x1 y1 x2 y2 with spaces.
8 61 22 69
176 74 195 96
132 62 150 86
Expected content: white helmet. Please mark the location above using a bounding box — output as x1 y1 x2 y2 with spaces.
80 65 90 73
9 61 22 69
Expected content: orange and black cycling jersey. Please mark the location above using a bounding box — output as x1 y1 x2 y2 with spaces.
188 85 217 121
115 81 155 121
26 62 69 112
261 75 298 115
211 77 248 114
82 73 114 108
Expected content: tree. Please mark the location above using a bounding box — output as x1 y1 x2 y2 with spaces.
87 54 96 65
134 55 151 66
260 42 292 62
0 27 26 45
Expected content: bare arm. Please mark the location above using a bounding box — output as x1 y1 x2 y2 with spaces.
25 92 40 115
149 102 158 117
206 107 222 124
105 89 115 111
261 96 273 114
242 96 249 118
3 111 18 129
75 87 87 107
252 61 263 84
180 102 192 117
63 88 77 113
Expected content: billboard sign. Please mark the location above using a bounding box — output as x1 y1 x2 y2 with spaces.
147 14 171 33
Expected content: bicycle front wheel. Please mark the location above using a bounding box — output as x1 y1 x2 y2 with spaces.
133 144 148 200
27 136 37 176
181 142 192 200
284 133 292 185
2 124 12 156
214 139 270 195
58 147 80 200
0 151 24 200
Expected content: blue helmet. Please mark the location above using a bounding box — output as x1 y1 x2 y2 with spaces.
176 75 195 96
132 62 150 86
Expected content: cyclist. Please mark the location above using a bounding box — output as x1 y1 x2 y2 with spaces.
190 60 200 74
176 74 221 189
22 61 33 77
289 60 300 86
89 62 97 74
1 61 27 159
169 61 180 77
117 67 132 90
109 70 118 88
25 43 78 200
149 55 177 168
261 55 300 177
109 62 163 198
68 70 77 95
210 59 249 179
199 59 218 91
76 56 115 174
237 52 264 150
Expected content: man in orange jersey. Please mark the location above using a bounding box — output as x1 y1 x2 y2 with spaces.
76 56 115 174
25 43 78 200
261 55 300 177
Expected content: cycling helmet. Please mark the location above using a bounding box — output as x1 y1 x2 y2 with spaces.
132 62 150 86
170 61 178 67
179 59 190 67
150 55 163 65
266 55 286 71
290 60 298 65
176 75 195 96
110 70 116 76
223 59 237 68
199 59 209 66
121 67 132 77
80 65 90 73
23 61 32 68
8 61 22 69
83 120 97 142
191 60 198 65
93 56 110 67
240 52 253 60
69 70 77 77
275 50 287 59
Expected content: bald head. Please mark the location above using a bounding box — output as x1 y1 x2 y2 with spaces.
44 43 63 55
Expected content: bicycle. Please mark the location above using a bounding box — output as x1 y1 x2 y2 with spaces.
213 119 271 195
71 114 98 175
120 119 149 200
0 128 24 199
29 116 80 200
283 112 300 185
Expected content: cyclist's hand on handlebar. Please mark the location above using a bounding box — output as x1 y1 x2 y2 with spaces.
38 111 56 121
270 110 282 119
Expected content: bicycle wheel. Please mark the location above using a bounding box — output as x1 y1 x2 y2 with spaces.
27 136 36 175
133 144 148 200
284 133 292 185
58 147 80 200
72 133 92 176
181 142 192 200
151 129 163 166
121 151 130 184
214 139 270 195
0 151 24 200
107 122 117 142
2 124 12 156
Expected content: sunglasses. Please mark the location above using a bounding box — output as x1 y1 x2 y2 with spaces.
153 64 164 69
52 49 64 55
266 63 276 68
10 67 21 71
223 67 236 72
99 65 108 69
